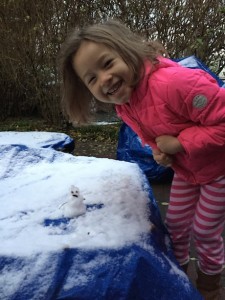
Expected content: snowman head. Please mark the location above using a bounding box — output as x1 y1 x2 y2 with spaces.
70 185 80 198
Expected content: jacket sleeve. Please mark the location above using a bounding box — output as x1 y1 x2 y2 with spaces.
166 68 225 156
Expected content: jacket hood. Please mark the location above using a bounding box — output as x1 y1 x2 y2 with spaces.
129 57 181 105
145 56 181 76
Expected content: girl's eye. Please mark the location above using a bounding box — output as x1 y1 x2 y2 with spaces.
104 59 113 68
88 76 95 85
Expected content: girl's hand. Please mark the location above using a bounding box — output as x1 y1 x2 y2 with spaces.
152 148 172 167
155 135 184 155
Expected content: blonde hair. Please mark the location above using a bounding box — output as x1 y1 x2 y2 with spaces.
58 19 167 124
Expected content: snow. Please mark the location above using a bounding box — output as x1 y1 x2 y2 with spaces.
0 131 73 149
0 144 151 257
58 185 86 218
0 134 202 299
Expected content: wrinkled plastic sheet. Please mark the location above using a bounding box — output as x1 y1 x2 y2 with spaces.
117 123 174 183
0 144 202 300
0 131 75 153
176 55 225 88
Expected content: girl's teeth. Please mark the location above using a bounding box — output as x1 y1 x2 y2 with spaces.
108 82 121 95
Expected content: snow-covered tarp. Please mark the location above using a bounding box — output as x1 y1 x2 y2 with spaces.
0 131 75 152
0 141 202 299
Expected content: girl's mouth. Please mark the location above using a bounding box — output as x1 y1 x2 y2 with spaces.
107 81 122 95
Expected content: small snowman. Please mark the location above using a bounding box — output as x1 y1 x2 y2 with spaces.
59 185 86 218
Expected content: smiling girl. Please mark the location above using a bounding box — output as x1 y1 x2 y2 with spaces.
58 20 225 299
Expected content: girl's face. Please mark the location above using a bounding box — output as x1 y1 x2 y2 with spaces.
72 41 133 105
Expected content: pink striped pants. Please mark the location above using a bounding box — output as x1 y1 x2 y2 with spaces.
165 173 225 275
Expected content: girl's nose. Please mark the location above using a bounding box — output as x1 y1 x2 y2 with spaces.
99 71 112 90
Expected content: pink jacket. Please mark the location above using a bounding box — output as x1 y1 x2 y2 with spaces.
116 57 225 184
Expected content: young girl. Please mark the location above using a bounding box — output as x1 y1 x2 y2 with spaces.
58 20 225 299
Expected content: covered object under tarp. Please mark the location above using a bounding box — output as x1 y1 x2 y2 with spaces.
0 136 202 299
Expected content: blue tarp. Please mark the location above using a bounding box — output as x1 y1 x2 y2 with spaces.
117 123 174 183
175 55 225 88
0 131 75 153
0 139 202 299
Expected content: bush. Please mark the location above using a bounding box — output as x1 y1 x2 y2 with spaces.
1 0 224 122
